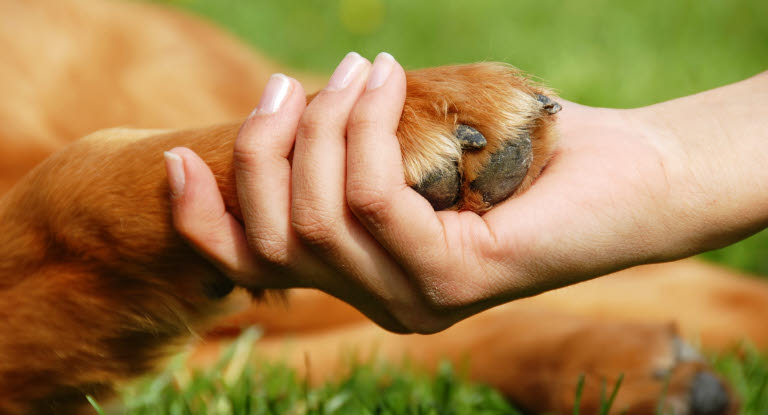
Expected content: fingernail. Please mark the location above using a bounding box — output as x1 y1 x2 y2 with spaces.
366 52 395 90
252 73 292 116
164 151 185 198
326 52 366 91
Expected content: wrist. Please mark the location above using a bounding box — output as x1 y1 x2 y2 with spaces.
629 76 768 257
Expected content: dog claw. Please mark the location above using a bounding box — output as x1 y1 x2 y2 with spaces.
455 124 487 150
674 337 703 363
536 94 562 115
470 131 532 205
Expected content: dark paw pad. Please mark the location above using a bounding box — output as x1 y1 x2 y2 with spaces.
411 163 461 211
411 124 487 210
470 132 532 205
689 372 729 415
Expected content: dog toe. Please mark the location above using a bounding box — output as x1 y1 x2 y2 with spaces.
689 372 730 415
469 131 533 206
410 126 534 210
411 162 461 210
455 124 487 150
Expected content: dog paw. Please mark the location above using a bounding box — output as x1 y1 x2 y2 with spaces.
475 318 735 415
551 332 733 415
397 63 560 211
653 338 732 415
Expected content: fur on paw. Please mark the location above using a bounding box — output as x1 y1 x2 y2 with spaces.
398 63 560 212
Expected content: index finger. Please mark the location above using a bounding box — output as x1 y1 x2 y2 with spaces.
344 54 456 289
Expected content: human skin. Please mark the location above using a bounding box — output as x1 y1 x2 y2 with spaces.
165 52 768 333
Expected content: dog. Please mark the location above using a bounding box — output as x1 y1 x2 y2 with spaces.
1 0 767 413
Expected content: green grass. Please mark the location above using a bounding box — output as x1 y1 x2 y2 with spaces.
115 329 524 415
712 344 768 415
120 361 520 415
121 0 768 413
101 330 768 415
701 231 768 277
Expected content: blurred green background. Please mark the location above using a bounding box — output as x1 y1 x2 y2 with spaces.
152 0 768 275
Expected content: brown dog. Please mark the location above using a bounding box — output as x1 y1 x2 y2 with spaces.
1 0 767 414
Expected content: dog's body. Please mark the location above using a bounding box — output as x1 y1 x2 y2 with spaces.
1 0 767 414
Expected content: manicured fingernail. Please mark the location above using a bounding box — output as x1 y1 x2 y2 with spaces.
164 151 185 198
366 52 395 90
326 52 366 91
253 73 292 116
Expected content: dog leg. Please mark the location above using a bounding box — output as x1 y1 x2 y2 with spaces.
0 62 554 412
517 259 768 351
192 298 732 415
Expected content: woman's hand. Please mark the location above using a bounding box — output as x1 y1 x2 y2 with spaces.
166 52 443 333
166 51 768 333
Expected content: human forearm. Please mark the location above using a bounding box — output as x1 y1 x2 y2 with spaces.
634 71 768 256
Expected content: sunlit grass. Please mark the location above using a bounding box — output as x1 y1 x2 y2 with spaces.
98 329 768 414
712 344 768 415
113 329 525 415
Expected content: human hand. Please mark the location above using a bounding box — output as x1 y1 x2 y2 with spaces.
167 52 442 333
166 52 768 333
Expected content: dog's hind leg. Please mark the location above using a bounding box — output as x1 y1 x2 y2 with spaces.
191 297 733 415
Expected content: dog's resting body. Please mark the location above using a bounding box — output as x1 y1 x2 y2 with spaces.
1 0 767 414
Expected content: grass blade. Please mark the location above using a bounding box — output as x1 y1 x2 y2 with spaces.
86 394 107 415
572 374 586 415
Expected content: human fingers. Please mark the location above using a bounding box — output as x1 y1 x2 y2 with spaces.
344 53 461 295
232 74 326 287
291 52 370 262
287 53 430 331
165 147 261 285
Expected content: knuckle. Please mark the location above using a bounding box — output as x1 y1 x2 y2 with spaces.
298 110 342 141
171 214 198 242
422 277 476 310
233 125 261 158
291 207 338 246
383 288 463 335
394 307 454 335
346 188 391 220
172 207 219 244
232 145 262 169
245 230 290 267
347 112 381 137
296 114 323 139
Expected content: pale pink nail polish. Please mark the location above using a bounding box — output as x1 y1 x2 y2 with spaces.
164 151 185 198
326 52 366 91
253 73 292 116
366 52 395 90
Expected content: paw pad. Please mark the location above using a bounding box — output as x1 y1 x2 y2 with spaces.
410 162 461 211
469 131 532 205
